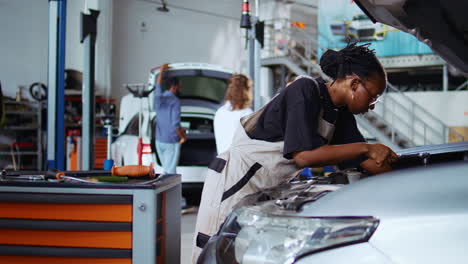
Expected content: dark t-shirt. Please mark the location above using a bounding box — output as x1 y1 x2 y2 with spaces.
247 77 366 169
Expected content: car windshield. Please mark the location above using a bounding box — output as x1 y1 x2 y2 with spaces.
178 75 228 103
122 114 140 136
159 69 231 104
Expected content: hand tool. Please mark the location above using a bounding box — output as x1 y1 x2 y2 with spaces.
2 164 156 182
55 164 155 180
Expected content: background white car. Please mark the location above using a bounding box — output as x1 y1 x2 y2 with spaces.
330 14 387 41
112 62 232 202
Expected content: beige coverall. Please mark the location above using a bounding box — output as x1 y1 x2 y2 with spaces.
192 76 336 263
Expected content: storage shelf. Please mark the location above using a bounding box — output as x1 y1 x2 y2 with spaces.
5 111 37 115
1 126 39 130
0 100 43 170
4 101 39 106
0 151 38 155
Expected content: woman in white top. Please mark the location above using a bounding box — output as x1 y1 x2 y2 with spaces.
214 74 253 154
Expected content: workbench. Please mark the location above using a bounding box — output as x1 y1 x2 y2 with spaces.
0 173 181 264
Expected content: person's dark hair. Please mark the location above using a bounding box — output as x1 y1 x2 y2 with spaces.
319 41 386 81
166 77 180 87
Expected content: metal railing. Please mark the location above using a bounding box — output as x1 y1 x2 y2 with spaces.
262 19 335 76
371 83 464 145
455 80 468 91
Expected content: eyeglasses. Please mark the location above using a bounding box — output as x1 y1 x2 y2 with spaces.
359 81 381 106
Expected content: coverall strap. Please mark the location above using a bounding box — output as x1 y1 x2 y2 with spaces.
196 232 211 248
221 162 263 202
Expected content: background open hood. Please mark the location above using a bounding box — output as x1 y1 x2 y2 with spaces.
355 0 468 74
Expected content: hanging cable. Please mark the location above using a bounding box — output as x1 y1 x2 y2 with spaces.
139 0 239 21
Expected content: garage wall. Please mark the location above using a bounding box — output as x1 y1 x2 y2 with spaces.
0 0 308 108
373 91 468 145
111 0 248 103
0 0 112 100
402 91 468 127
0 0 48 99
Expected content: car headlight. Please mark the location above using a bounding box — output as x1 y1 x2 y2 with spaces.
209 207 379 264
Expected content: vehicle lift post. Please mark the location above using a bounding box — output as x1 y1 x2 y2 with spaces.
47 0 67 170
240 0 263 111
81 8 100 170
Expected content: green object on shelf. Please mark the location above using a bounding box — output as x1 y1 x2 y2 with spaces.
91 176 128 182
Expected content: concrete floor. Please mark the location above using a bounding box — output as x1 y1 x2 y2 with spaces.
181 208 199 264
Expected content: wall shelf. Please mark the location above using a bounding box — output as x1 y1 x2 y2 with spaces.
0 100 43 170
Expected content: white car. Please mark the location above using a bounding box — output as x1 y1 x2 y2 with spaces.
112 63 232 196
330 14 388 41
348 14 387 41
198 142 468 263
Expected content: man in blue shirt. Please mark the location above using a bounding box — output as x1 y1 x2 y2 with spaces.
153 64 187 174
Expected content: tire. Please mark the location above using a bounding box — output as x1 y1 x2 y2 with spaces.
29 82 47 101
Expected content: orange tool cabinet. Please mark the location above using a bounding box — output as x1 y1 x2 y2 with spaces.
0 174 181 264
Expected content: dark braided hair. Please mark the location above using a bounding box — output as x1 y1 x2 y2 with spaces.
319 41 386 81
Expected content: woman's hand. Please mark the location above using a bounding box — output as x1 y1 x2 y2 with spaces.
366 143 398 167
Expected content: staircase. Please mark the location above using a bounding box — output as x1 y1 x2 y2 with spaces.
261 19 464 149
361 83 464 148
261 18 331 78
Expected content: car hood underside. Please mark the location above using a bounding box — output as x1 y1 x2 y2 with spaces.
355 0 468 74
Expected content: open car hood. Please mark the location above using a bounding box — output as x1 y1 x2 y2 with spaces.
355 0 468 74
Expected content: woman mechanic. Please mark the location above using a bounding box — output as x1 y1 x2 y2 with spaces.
192 42 398 260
